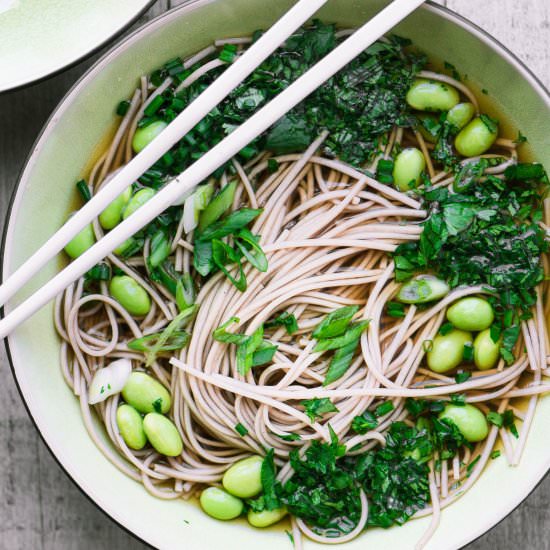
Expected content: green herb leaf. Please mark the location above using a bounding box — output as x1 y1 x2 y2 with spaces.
301 398 339 423
312 305 359 339
323 338 360 386
314 320 369 352
351 411 378 434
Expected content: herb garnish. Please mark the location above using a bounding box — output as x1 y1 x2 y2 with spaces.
301 398 339 423
394 163 549 362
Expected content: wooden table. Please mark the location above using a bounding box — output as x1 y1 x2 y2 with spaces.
0 1 548 548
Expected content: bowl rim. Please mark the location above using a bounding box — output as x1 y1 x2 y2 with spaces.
0 0 157 95
2 1 549 548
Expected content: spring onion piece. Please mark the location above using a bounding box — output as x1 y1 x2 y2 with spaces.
312 306 359 339
128 305 197 366
183 182 215 233
314 320 369 352
396 275 450 304
88 359 132 405
323 338 360 386
198 181 237 230
235 228 268 272
176 273 195 311
148 229 171 269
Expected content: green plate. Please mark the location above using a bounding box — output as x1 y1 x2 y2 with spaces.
0 0 155 92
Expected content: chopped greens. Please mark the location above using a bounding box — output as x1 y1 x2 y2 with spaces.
212 317 278 375
301 398 339 423
393 163 549 361
264 311 299 335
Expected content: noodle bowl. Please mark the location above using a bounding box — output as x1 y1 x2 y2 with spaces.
47 20 549 550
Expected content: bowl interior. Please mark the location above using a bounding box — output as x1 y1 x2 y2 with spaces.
3 1 550 549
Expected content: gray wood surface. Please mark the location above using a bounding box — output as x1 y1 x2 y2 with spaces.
0 1 548 548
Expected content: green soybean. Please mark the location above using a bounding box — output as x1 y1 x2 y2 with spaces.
122 187 156 220
109 275 151 316
392 148 426 191
116 404 147 450
248 507 288 528
121 371 171 413
406 79 460 112
474 329 501 371
427 329 472 373
64 223 95 259
447 102 475 130
455 117 498 157
222 456 263 499
143 413 183 456
447 297 494 331
439 404 489 443
200 487 244 520
132 120 168 153
99 187 132 230
397 275 449 304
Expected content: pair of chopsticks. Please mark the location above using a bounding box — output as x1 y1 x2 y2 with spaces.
0 0 425 338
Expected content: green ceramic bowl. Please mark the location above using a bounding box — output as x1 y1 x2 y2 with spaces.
3 1 549 549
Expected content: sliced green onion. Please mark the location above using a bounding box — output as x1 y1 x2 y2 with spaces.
85 263 111 281
235 228 268 272
148 229 171 269
176 273 195 311
396 275 449 304
76 179 92 203
130 305 197 366
313 305 359 339
314 320 369 352
198 181 237 230
144 95 165 117
183 182 214 233
116 100 131 116
323 338 360 386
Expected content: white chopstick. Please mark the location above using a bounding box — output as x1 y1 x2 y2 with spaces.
0 0 425 338
0 0 328 308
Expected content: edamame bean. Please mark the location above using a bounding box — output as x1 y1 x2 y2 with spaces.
393 148 426 191
474 329 501 370
99 187 132 229
109 275 151 316
122 371 171 413
447 102 475 130
122 187 156 220
132 120 168 153
427 329 472 373
200 487 244 520
439 404 489 442
447 297 494 331
116 404 147 450
455 116 498 157
143 413 183 456
64 222 95 258
222 456 263 499
397 275 449 304
248 507 288 528
406 79 460 112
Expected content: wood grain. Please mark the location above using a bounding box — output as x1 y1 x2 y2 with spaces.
0 1 548 549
